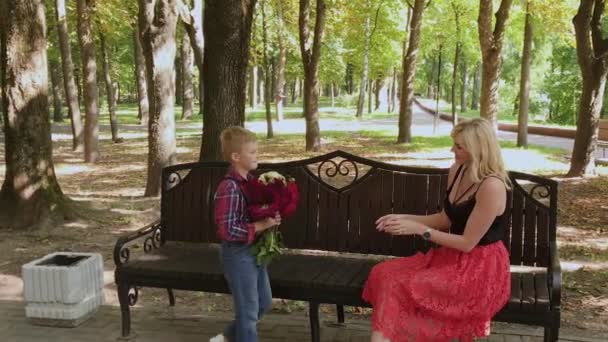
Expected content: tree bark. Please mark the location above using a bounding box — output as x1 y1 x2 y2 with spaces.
55 0 84 151
249 66 257 107
177 0 205 116
0 0 68 229
451 43 460 126
471 63 480 110
356 0 371 118
175 54 183 105
133 25 149 126
140 0 179 196
181 34 194 120
374 77 384 111
200 0 257 160
517 0 532 148
398 0 426 143
261 0 273 138
331 82 335 108
74 67 83 108
460 58 468 112
478 0 513 128
568 0 608 176
50 60 63 122
275 0 287 121
299 0 326 151
76 0 100 163
100 33 120 142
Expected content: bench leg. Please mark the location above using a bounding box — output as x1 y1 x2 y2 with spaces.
167 288 175 306
117 282 132 338
544 326 559 342
309 302 320 342
336 304 345 324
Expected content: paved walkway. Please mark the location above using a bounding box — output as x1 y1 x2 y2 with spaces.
1 300 606 342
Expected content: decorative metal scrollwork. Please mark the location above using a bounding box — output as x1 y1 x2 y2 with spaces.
143 224 162 253
128 286 139 306
119 247 130 264
317 159 359 182
165 170 183 190
530 184 551 200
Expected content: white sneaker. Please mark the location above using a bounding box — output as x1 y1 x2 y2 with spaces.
209 334 225 342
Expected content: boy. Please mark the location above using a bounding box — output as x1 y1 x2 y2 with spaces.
211 126 281 342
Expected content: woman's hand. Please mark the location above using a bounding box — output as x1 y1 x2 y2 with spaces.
377 216 424 236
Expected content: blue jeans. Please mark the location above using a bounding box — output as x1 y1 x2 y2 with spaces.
220 241 273 342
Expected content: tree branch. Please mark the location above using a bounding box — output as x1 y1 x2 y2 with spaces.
310 0 326 68
591 0 608 59
493 0 513 43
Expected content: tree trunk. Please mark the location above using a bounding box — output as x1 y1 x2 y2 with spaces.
471 63 480 110
291 77 297 104
460 58 468 112
74 68 83 108
76 0 100 163
275 0 287 121
249 66 257 108
517 0 532 148
181 34 194 120
568 0 608 176
427 58 436 99
50 60 63 122
389 67 397 112
175 54 182 105
451 43 460 126
139 0 179 196
0 0 68 229
200 0 257 160
478 0 513 128
368 78 373 114
261 0 273 138
257 67 264 107
100 33 120 142
55 0 84 151
331 82 335 108
398 0 426 143
299 0 326 151
356 0 371 118
179 0 205 117
374 77 384 111
133 25 149 126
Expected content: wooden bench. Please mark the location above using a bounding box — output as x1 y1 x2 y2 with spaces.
113 150 561 342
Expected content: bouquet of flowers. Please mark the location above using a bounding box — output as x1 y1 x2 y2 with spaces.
242 171 299 266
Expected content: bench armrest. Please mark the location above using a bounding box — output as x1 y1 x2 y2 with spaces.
113 220 162 267
547 241 561 309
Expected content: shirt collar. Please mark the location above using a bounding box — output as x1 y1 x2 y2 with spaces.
226 167 253 183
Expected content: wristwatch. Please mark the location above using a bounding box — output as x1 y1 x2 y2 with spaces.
422 228 432 240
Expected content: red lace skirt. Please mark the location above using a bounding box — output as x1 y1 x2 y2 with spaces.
362 242 510 342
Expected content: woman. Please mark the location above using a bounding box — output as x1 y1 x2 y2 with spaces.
362 118 511 342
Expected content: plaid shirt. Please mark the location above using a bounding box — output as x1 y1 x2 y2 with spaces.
214 168 256 244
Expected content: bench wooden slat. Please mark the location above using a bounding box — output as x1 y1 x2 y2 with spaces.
372 170 394 255
534 272 550 311
198 168 212 243
536 207 550 267
510 189 524 264
508 273 522 310
408 174 429 253
347 186 361 252
521 272 537 312
360 170 380 254
523 198 538 266
317 185 331 250
427 174 442 215
281 166 308 249
306 177 321 249
391 172 413 256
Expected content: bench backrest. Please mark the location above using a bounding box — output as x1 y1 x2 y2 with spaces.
160 150 558 267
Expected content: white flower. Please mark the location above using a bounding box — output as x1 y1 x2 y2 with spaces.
259 171 286 185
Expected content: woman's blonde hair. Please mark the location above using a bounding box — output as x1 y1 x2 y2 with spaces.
451 118 511 188
220 126 257 161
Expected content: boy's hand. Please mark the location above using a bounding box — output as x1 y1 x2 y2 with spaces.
255 213 282 232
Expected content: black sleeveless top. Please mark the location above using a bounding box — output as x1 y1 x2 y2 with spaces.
443 165 507 246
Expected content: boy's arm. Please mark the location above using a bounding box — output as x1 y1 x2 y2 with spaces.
214 180 256 244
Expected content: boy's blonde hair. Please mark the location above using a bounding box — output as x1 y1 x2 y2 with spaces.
220 126 257 161
451 118 511 188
